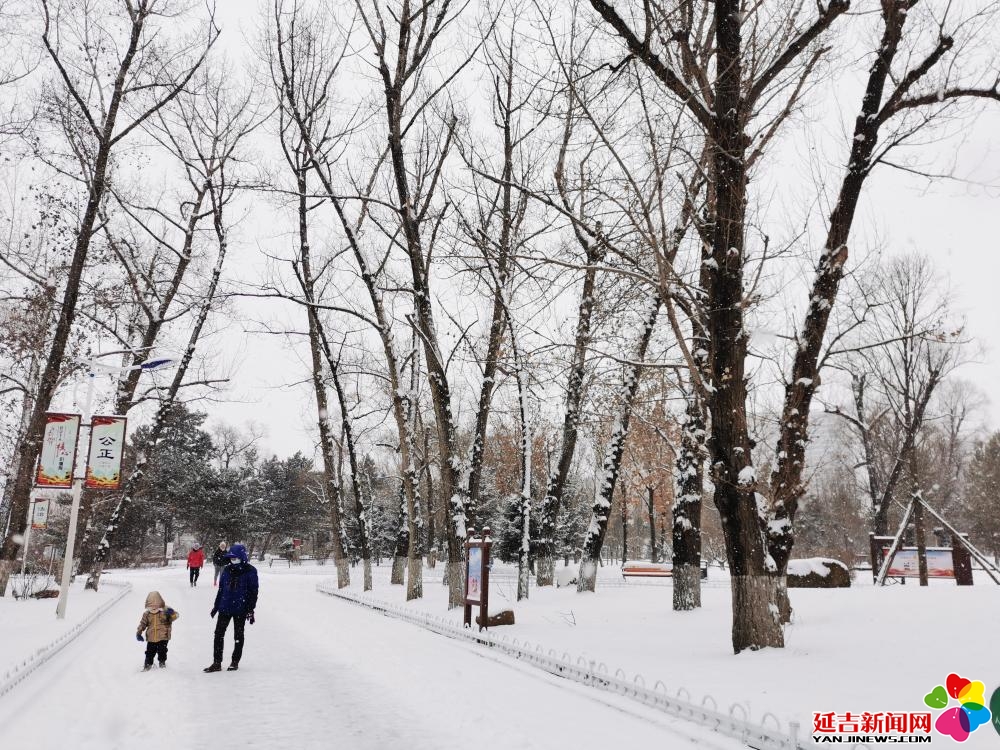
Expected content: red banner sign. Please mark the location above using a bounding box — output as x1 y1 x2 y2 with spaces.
35 413 81 488
85 415 127 490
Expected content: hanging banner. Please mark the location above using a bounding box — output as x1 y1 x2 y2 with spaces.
31 498 50 529
85 416 127 490
35 413 81 488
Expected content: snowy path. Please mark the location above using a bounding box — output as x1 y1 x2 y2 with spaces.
0 571 736 750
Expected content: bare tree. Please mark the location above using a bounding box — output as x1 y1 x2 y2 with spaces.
86 66 258 589
823 254 967 536
352 0 476 607
269 0 425 600
590 0 1000 650
0 0 218 595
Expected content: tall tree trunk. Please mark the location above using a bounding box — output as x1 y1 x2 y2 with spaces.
514 343 532 602
577 294 661 591
672 396 705 610
391 484 408 585
766 2 914 619
0 95 128 595
707 0 783 652
295 170 349 588
384 95 463 605
85 186 229 591
620 482 628 564
77 186 210 574
272 14 425 599
536 260 600 586
646 486 656 564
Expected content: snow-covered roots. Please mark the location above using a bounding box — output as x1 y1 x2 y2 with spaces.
335 558 350 589
535 555 554 587
672 564 702 611
730 574 784 653
391 555 405 585
406 557 422 601
576 559 597 593
0 559 15 597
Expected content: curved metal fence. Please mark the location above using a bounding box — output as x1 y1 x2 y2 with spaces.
317 582 805 750
1 578 132 699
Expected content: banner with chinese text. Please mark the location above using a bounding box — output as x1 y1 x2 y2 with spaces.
31 498 49 529
882 547 955 578
85 416 127 490
35 413 81 488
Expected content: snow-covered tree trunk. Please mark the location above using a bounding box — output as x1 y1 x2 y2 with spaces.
672 396 705 611
536 254 600 587
514 341 532 602
645 486 657 564
326 351 372 591
765 1 974 620
391 483 408 586
87 152 230 590
294 168 350 589
402 340 424 601
270 0 424 597
577 294 661 592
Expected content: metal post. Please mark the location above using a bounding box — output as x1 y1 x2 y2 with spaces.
913 492 928 586
55 371 94 619
875 497 916 587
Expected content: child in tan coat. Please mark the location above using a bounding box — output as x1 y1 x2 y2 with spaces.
136 591 179 671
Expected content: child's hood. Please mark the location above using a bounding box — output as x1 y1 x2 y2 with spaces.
145 591 166 611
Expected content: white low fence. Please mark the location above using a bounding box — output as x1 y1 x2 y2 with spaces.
317 582 805 750
0 578 132 699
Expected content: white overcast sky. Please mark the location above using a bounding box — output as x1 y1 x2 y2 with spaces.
34 2 1000 460
194 2 1000 460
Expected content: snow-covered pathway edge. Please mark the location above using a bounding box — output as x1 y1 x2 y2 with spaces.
317 582 806 750
0 578 132 699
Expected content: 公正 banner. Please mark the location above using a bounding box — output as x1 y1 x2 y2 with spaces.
35 413 81 488
85 416 127 490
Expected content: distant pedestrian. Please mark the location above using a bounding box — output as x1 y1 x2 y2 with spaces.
204 543 258 673
136 591 179 671
187 544 205 587
212 542 228 586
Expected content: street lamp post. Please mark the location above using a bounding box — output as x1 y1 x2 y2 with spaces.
55 371 95 619
53 349 177 620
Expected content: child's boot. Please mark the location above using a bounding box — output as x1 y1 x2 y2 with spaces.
142 664 152 672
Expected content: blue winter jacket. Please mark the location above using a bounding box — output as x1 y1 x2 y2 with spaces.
214 548 258 616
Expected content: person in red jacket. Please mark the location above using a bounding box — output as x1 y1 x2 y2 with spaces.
187 544 205 587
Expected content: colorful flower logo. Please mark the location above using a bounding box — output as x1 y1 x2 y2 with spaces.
923 673 991 742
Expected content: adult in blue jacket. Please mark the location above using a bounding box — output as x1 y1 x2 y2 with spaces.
204 543 258 673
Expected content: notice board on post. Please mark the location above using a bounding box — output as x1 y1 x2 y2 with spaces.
463 527 492 630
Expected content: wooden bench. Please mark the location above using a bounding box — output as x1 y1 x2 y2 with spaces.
622 562 672 578
621 561 709 579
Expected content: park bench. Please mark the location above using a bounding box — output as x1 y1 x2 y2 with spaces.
621 561 709 579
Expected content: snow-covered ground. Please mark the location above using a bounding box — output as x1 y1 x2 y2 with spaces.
4 562 998 749
1 578 123 682
326 562 1000 749
0 566 738 750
